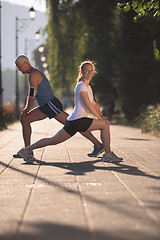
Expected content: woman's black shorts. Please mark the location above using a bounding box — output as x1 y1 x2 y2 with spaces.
63 117 93 136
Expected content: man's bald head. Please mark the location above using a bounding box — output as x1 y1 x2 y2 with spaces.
15 55 32 74
15 55 30 65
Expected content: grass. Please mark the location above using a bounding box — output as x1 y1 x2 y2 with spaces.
110 104 160 138
141 104 160 137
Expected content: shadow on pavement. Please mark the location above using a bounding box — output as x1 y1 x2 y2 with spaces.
0 221 159 240
124 138 150 141
34 159 101 176
34 159 160 180
0 160 159 218
103 162 160 180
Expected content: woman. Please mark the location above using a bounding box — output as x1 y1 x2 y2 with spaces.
18 60 123 163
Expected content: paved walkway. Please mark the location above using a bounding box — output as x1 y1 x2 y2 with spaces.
0 117 160 240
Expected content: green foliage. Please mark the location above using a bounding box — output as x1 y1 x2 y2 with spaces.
46 0 88 91
77 0 117 98
153 40 160 61
141 104 160 136
117 0 160 21
45 0 160 123
115 9 160 121
46 0 117 100
117 1 160 62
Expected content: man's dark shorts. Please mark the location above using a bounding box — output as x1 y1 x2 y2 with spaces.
39 97 64 119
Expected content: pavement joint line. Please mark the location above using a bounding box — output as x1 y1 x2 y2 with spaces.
113 147 159 178
14 148 45 238
102 161 159 224
140 148 159 159
80 136 159 178
112 135 159 159
0 157 86 200
13 164 41 239
0 158 14 175
0 153 116 212
65 141 94 240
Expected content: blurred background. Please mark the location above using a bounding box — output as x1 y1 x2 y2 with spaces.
0 0 160 136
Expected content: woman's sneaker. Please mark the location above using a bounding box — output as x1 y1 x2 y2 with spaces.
88 144 104 157
102 151 123 162
17 148 34 163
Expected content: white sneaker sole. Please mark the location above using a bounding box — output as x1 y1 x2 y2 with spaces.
102 157 123 162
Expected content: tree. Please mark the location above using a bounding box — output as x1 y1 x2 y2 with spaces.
46 0 118 101
117 0 160 60
46 0 85 90
114 4 160 121
77 0 117 99
46 0 160 122
117 0 160 19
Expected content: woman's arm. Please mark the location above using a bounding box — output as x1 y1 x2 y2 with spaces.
92 99 103 117
92 99 109 121
80 91 102 120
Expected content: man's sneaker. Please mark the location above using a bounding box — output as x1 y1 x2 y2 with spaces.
13 151 34 159
13 153 23 158
88 144 104 157
17 148 34 163
102 151 123 162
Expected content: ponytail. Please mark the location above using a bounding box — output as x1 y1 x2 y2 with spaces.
77 72 83 83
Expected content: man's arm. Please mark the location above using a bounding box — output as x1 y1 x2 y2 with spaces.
22 70 42 113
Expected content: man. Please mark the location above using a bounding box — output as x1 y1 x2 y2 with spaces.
13 55 104 159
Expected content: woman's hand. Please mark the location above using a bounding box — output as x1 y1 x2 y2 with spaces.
101 115 110 124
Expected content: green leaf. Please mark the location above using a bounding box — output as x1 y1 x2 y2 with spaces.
124 3 131 12
132 1 138 8
135 6 141 13
117 3 122 10
153 11 159 17
153 40 160 61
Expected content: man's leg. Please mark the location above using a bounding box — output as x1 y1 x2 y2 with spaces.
55 111 102 147
21 107 47 147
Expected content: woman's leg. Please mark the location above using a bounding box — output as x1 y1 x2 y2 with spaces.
25 129 71 152
87 119 111 154
55 111 101 147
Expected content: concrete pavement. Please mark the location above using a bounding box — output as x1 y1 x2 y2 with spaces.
0 117 160 240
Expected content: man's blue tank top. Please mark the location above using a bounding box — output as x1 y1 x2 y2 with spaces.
30 68 54 106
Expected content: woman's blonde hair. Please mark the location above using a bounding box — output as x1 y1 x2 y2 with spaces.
77 60 97 83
